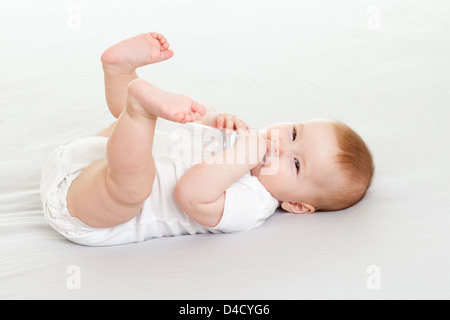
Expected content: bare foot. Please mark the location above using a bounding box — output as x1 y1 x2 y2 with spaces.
127 79 206 123
101 32 174 73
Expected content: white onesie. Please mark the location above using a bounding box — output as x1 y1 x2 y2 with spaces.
40 133 279 246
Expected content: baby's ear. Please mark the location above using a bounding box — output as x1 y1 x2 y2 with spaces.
281 201 316 214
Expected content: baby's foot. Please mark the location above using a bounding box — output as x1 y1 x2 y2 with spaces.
127 79 206 123
101 32 174 74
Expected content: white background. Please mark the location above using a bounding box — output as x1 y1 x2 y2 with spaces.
1 0 449 299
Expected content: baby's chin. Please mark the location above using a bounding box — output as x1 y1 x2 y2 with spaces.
250 160 275 179
250 165 281 202
250 163 263 178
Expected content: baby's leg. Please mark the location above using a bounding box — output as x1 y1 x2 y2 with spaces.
67 79 206 228
101 32 174 118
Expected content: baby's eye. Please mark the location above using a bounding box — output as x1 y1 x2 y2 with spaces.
294 158 300 173
292 126 297 141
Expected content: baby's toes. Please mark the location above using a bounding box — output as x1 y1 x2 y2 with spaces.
191 101 206 116
157 34 168 45
173 113 185 123
191 112 201 122
179 113 193 123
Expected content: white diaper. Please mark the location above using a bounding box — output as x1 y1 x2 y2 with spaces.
40 136 138 246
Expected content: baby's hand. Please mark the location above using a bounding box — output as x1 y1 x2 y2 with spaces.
203 112 250 135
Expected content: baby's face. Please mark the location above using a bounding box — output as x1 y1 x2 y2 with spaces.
251 119 341 213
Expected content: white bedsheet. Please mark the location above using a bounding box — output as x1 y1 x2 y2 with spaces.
1 0 449 299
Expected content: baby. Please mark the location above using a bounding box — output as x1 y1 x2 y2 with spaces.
40 33 374 246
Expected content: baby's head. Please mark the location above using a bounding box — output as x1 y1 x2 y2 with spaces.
252 119 374 213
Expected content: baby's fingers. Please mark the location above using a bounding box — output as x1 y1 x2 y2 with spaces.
225 114 235 134
191 101 206 116
234 118 247 131
235 126 248 137
216 113 225 129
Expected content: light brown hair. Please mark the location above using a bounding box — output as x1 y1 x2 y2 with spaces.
318 121 375 211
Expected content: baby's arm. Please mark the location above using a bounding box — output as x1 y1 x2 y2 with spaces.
174 129 266 227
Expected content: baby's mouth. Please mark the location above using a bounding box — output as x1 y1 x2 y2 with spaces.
261 153 270 164
261 139 272 165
